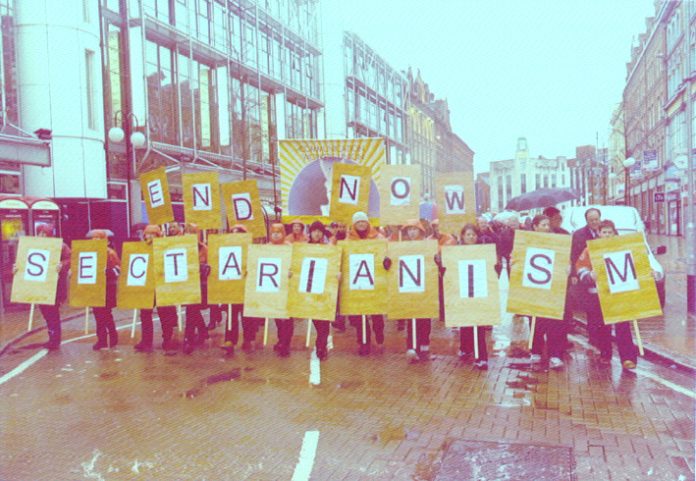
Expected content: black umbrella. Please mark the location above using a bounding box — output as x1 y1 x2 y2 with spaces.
505 188 579 211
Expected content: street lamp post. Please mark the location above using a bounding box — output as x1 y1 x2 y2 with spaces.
623 156 636 206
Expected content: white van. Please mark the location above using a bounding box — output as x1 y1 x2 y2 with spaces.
560 205 667 307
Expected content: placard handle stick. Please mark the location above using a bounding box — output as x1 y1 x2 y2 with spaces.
327 323 334 351
528 316 536 350
130 309 138 338
263 318 269 346
84 307 90 334
177 305 183 331
306 319 312 348
473 326 479 360
28 304 35 331
227 304 232 332
632 320 644 356
412 318 417 350
362 315 367 345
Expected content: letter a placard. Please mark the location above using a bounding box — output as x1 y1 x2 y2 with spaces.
587 232 661 324
182 172 222 230
338 239 388 315
11 236 63 305
329 163 371 225
507 230 570 319
243 244 292 318
442 244 501 327
117 242 155 309
221 180 267 239
207 233 252 305
69 239 107 308
139 167 174 225
288 243 341 320
378 164 420 225
153 235 201 306
435 172 476 235
386 240 438 319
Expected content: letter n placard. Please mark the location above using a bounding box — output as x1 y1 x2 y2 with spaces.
287 243 341 320
329 163 371 225
182 172 221 230
11 236 63 305
207 233 252 304
507 230 570 319
69 239 107 308
139 167 174 225
243 244 292 318
153 235 201 306
386 240 439 319
338 239 388 315
221 180 267 239
588 232 662 324
117 242 155 309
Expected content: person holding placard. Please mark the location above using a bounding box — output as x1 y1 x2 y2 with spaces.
527 215 565 369
134 225 178 353
182 224 210 355
347 211 387 356
576 220 638 370
327 221 348 332
286 220 308 243
269 223 294 357
90 230 121 350
457 224 490 369
306 221 332 360
429 219 456 326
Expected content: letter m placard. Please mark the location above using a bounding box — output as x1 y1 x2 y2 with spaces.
603 250 639 294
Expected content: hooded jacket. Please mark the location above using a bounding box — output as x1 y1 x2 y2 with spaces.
400 219 426 241
348 222 384 240
270 223 290 245
286 221 308 243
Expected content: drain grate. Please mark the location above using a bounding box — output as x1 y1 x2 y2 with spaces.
434 440 575 481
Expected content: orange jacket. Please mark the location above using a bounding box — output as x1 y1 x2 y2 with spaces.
348 224 384 240
286 232 308 243
575 246 593 285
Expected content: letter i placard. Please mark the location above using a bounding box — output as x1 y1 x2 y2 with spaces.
587 232 662 324
69 239 108 308
287 243 341 320
11 236 63 305
117 241 155 310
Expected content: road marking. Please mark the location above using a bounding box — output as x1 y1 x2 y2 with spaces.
309 349 321 386
291 430 319 481
569 334 696 400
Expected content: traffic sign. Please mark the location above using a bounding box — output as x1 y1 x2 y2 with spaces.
654 192 665 203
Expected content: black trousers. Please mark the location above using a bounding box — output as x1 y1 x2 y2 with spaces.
39 304 61 345
459 326 488 360
349 315 384 346
275 318 294 347
93 284 117 345
312 319 330 350
139 306 177 346
405 318 431 350
530 316 563 358
184 304 208 344
223 304 261 344
586 293 637 362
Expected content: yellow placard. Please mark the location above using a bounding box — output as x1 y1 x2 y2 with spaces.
386 240 439 319
243 244 293 318
588 232 662 324
507 230 571 319
182 171 222 230
287 243 341 321
378 164 421 226
69 239 107 308
338 239 389 315
207 233 252 305
11 236 63 305
435 171 476 235
221 180 267 239
329 163 371 225
442 244 501 327
153 235 201 306
278 138 385 224
139 167 174 225
117 242 155 310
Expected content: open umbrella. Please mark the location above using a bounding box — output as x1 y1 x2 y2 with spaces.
505 188 579 211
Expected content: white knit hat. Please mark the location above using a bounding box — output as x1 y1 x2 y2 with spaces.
352 211 369 224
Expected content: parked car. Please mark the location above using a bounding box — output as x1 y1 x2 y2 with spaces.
560 205 667 307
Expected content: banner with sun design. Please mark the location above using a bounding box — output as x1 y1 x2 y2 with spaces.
278 138 386 224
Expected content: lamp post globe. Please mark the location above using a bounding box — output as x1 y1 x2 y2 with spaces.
130 131 147 149
108 126 125 144
623 156 636 169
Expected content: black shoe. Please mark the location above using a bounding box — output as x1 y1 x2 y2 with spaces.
207 321 218 330
161 339 176 351
92 340 108 351
42 341 60 351
332 321 346 332
108 332 118 348
134 342 152 353
358 344 370 356
397 320 405 331
273 342 282 352
241 340 253 352
183 342 194 355
375 330 384 345
278 345 290 357
316 347 328 361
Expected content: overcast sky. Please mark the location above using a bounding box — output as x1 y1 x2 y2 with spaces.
321 0 656 173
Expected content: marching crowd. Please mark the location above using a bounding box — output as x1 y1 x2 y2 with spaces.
25 206 642 371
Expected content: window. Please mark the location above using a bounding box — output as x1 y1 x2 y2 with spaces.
520 174 526 194
551 174 557 188
0 173 20 194
85 50 96 130
535 173 540 189
505 174 512 201
82 0 91 23
497 176 504 211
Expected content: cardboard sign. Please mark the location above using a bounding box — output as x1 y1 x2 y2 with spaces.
287 243 341 320
507 230 570 319
243 244 293 318
11 236 63 305
442 244 501 327
153 235 201 306
139 167 174 225
338 239 388 315
435 172 476 235
378 164 421 226
221 180 267 239
207 233 252 304
329 163 371 225
117 242 155 309
587 232 662 324
386 240 439 319
182 171 222 230
69 239 107 307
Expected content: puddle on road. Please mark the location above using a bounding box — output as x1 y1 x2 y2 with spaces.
336 380 364 390
98 371 119 380
374 425 407 445
184 368 241 399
